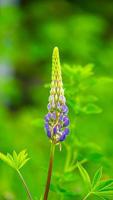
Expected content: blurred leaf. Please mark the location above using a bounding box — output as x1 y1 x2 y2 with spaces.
77 142 104 163
0 150 29 170
50 183 79 197
77 162 91 189
92 167 103 189
82 103 102 114
81 64 94 78
85 95 98 102
59 172 77 183
97 77 113 84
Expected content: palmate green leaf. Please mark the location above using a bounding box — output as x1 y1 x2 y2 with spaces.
82 167 113 200
93 180 113 199
92 167 103 189
77 162 91 189
0 150 29 170
95 194 109 200
95 179 113 192
99 187 113 192
95 190 113 198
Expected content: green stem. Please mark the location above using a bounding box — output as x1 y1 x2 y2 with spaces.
43 143 55 200
17 170 33 200
83 192 91 200
59 144 71 200
66 159 88 173
64 143 71 172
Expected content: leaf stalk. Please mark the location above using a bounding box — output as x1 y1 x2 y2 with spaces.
17 170 33 200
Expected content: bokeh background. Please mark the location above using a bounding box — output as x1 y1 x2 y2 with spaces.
0 0 113 199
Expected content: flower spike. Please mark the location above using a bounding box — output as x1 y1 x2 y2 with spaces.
45 47 69 144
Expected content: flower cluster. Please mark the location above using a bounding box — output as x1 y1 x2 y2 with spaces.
45 47 69 143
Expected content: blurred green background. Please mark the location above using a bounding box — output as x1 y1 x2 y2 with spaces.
0 0 113 199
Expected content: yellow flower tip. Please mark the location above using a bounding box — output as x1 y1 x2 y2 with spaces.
52 46 61 77
53 46 59 52
53 46 59 58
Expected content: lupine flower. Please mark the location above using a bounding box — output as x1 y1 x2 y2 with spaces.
45 47 69 144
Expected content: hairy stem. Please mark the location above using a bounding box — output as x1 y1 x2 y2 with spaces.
43 143 55 200
17 170 33 200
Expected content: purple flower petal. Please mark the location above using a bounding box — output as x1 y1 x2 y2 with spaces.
59 114 63 121
47 103 51 110
62 105 68 113
57 102 61 110
59 133 66 141
45 113 51 122
63 128 69 135
47 130 51 138
45 123 49 130
52 112 56 120
48 113 51 118
45 116 49 122
53 125 57 134
63 117 69 126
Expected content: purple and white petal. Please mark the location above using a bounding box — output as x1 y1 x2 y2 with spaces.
63 116 69 126
52 112 56 120
59 114 63 121
47 129 51 138
59 133 66 141
47 103 51 110
62 105 68 113
59 95 66 104
53 125 57 134
45 123 49 130
63 128 69 135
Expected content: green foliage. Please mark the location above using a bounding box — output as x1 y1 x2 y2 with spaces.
77 164 113 199
39 195 43 200
82 103 102 114
50 183 79 197
0 1 113 199
77 162 91 189
63 64 103 115
92 167 103 189
0 150 29 171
